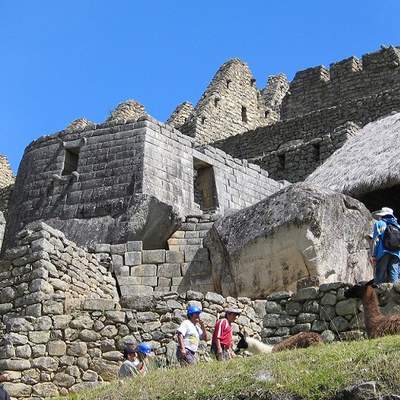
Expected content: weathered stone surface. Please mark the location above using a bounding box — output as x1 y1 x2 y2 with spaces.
206 183 372 297
3 382 32 397
32 382 59 397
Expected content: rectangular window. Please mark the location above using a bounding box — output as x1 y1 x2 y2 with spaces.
278 154 285 170
312 143 320 162
62 147 80 176
241 106 248 123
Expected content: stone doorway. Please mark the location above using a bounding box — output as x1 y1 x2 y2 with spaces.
357 184 400 217
193 158 218 212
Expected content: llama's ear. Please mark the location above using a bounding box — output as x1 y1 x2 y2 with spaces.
238 331 244 338
366 279 375 287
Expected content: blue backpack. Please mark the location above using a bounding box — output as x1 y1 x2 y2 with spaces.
384 223 400 251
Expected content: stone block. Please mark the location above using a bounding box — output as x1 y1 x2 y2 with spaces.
142 276 158 286
142 250 166 264
83 299 119 311
158 263 181 278
166 250 184 263
120 285 154 297
3 383 32 397
67 342 88 357
295 287 319 301
264 314 296 328
28 331 50 344
95 243 111 253
48 341 67 356
32 382 59 397
205 292 225 305
111 254 123 267
335 299 358 316
130 264 157 277
321 292 337 306
172 277 183 286
127 241 143 251
296 313 317 323
125 251 142 266
32 356 59 371
110 244 127 255
158 277 171 288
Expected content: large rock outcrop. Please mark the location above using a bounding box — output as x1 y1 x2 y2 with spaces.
205 183 373 298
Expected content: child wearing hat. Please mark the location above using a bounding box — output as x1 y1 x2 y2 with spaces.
118 342 152 379
211 308 241 361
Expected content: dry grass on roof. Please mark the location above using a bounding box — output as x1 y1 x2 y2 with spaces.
307 112 400 196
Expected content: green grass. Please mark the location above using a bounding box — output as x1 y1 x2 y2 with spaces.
65 336 400 400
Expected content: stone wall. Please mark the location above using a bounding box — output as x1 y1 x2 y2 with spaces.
0 155 14 189
0 212 5 252
92 216 215 298
6 114 282 250
178 60 286 145
193 146 283 212
166 102 194 130
281 46 400 120
212 86 400 182
0 155 15 215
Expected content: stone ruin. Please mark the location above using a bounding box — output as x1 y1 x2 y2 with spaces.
2 45 400 397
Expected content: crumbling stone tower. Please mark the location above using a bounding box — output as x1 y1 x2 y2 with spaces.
0 155 14 250
173 59 288 145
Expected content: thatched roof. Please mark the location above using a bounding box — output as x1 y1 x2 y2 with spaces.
307 112 400 197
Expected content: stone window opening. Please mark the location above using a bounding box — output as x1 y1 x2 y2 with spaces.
62 147 80 176
193 158 218 212
241 106 248 123
312 143 320 162
201 116 206 125
214 98 220 108
265 110 270 118
251 78 256 87
278 153 285 170
226 79 231 89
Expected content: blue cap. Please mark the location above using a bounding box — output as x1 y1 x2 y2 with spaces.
136 342 152 355
187 305 202 316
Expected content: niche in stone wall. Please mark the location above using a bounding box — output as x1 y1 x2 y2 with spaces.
193 158 219 211
241 106 248 123
312 143 320 162
62 147 80 176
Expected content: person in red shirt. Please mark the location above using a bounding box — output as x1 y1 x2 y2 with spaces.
211 307 241 361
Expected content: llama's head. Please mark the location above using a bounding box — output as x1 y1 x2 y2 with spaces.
344 279 375 299
235 331 248 353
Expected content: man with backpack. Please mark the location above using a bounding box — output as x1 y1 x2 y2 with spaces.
371 207 400 284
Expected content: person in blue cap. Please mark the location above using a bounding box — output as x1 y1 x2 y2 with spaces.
118 342 152 379
176 305 208 366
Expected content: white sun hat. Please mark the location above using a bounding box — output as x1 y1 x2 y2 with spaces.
373 207 394 217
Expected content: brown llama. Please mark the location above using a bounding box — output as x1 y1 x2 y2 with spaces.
235 331 323 354
271 331 323 352
344 279 400 338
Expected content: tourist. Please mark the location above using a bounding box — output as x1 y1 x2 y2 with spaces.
176 305 208 366
371 207 400 283
211 307 241 361
118 342 152 379
0 372 10 400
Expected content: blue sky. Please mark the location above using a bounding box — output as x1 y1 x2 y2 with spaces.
1 0 399 172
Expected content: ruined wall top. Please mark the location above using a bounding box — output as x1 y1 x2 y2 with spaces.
281 46 400 119
177 59 286 145
0 155 14 189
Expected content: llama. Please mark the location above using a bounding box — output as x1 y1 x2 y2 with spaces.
236 331 323 354
271 331 323 352
236 331 274 354
344 279 400 338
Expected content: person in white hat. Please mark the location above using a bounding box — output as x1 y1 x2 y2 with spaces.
371 207 400 283
211 308 241 361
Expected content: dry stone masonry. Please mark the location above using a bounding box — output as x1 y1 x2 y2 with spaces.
1 223 399 398
2 44 400 398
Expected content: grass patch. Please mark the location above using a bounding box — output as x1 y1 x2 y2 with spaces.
65 336 400 400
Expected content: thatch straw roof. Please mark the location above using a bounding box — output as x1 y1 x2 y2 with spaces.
307 112 400 197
